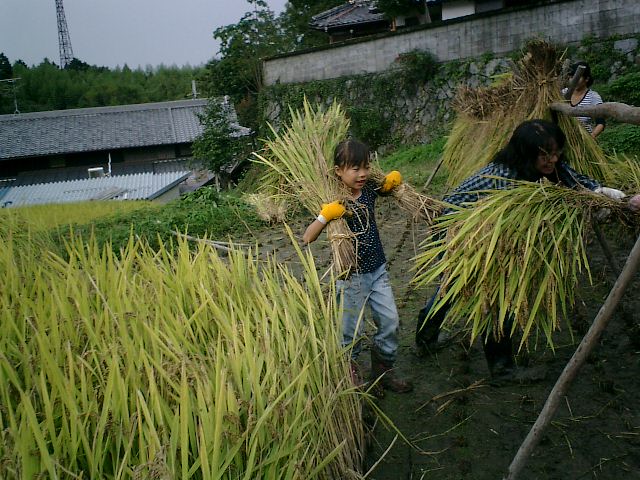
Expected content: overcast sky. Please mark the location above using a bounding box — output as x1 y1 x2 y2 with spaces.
0 0 289 69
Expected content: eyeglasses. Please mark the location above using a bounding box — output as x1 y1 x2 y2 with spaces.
538 149 563 160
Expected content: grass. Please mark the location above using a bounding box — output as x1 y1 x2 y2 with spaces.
377 137 448 195
54 188 266 255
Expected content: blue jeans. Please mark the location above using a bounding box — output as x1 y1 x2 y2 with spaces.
337 263 399 363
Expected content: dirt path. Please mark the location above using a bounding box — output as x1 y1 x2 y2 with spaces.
252 201 640 480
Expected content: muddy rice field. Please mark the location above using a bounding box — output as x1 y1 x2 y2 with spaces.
254 197 640 480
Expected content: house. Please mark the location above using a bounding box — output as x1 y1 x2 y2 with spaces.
0 98 251 207
309 0 542 42
309 1 394 42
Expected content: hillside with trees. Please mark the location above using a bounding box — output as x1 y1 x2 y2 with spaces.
0 1 347 117
0 54 203 115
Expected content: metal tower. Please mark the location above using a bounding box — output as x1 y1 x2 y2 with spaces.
55 0 74 68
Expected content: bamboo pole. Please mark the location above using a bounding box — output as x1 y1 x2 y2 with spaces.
423 155 444 190
504 232 640 480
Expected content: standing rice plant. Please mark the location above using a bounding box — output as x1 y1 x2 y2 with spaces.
0 200 149 232
443 40 612 188
0 219 365 478
412 181 637 350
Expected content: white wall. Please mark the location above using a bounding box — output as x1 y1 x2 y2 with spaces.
263 0 640 86
442 0 475 20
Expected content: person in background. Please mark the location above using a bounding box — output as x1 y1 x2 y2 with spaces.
415 119 626 379
566 61 606 139
303 138 413 394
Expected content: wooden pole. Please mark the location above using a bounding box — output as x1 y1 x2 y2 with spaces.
550 101 640 125
593 222 620 275
504 232 640 480
563 64 585 101
423 156 444 190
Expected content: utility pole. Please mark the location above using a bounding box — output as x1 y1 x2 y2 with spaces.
55 0 74 68
0 78 21 114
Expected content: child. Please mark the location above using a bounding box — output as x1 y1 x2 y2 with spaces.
303 138 412 393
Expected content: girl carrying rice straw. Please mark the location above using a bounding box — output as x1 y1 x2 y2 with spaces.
303 138 413 395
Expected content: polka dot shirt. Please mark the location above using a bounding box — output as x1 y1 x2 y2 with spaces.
344 184 386 274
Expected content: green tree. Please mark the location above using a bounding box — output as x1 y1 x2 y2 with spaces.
202 0 289 129
0 57 203 114
0 53 12 79
205 0 284 98
192 98 249 172
0 53 15 113
279 0 344 49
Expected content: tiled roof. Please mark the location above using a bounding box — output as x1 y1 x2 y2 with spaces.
0 171 190 207
0 98 251 160
310 1 387 29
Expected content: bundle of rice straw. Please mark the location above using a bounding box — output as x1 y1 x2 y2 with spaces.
369 163 442 223
253 98 357 275
254 98 443 275
244 192 288 224
443 39 611 188
601 154 640 193
413 180 638 350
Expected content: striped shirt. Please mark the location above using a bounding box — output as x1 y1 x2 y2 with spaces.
571 89 605 134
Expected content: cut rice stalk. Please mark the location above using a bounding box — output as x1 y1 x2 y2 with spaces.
413 181 637 349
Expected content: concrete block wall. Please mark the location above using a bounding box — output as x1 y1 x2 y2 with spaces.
263 0 640 86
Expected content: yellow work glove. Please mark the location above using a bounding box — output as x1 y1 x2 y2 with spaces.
317 201 346 224
380 170 402 193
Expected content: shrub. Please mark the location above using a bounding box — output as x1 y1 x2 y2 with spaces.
396 49 439 91
598 122 640 155
347 105 394 149
60 187 264 254
600 71 640 107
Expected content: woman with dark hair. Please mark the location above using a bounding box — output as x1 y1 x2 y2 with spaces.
415 119 625 379
566 61 606 139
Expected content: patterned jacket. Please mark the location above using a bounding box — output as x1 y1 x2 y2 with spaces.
442 161 600 214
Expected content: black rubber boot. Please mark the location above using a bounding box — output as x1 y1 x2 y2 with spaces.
370 350 413 393
415 296 448 356
483 334 515 382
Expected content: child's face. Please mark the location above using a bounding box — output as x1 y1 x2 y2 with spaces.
335 162 370 194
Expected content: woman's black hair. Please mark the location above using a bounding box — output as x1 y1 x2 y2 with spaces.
334 138 370 168
494 119 566 181
569 61 594 87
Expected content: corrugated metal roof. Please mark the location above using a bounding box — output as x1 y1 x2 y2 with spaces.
1 171 190 207
0 186 11 204
12 158 197 186
0 98 251 160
